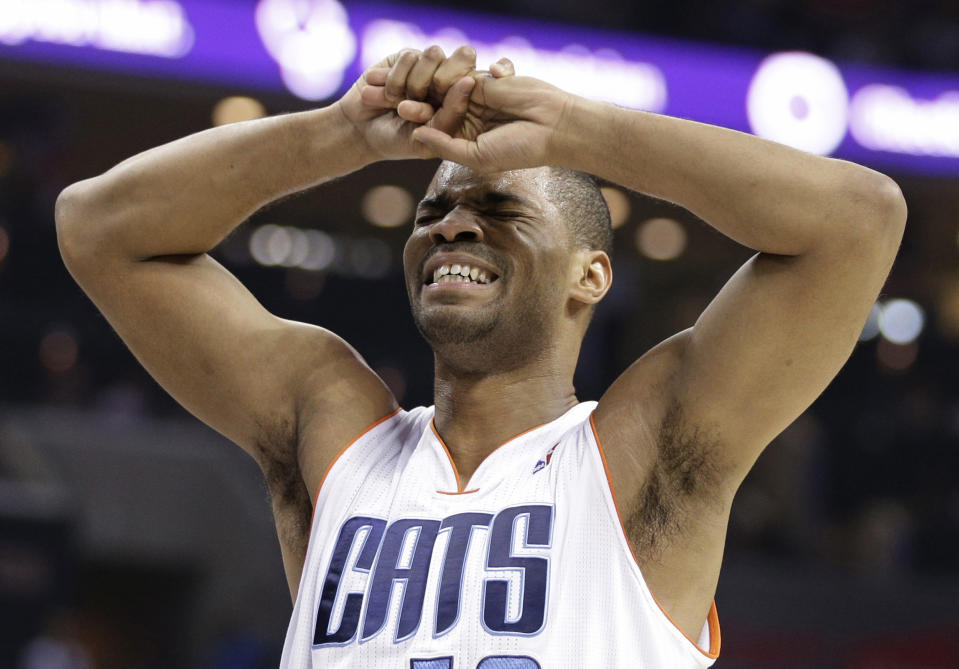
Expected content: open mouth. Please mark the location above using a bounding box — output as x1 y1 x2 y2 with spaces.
423 261 500 287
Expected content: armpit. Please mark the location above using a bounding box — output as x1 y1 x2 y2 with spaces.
623 401 725 561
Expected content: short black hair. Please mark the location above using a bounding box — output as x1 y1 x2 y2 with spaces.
545 167 613 255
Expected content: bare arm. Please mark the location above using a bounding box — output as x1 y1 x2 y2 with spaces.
559 99 906 486
55 46 479 594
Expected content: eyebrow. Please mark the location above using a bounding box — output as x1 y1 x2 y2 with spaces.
416 191 536 212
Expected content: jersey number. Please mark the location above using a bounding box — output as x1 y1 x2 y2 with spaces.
411 656 539 669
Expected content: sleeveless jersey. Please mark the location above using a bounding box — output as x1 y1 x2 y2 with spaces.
280 402 721 668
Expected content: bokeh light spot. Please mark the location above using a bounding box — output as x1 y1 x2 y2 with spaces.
878 298 924 344
600 187 630 229
635 217 687 260
362 185 415 228
39 330 78 373
876 337 918 372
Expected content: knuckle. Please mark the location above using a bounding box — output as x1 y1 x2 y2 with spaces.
454 45 476 60
424 44 444 60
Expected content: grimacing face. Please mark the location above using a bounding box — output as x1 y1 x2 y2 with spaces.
403 163 578 370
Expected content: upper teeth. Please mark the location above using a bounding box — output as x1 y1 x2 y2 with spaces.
433 263 492 284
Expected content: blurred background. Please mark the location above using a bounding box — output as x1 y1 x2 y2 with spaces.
1 0 957 667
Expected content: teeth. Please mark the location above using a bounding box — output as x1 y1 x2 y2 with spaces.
429 262 496 285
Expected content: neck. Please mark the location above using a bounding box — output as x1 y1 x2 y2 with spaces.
431 351 579 486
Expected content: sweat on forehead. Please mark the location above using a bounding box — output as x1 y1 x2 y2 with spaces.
428 162 553 197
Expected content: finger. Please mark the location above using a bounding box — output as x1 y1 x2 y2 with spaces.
385 49 420 102
431 45 477 99
412 126 475 165
406 45 445 100
490 57 515 78
429 76 476 134
360 85 395 109
364 68 389 86
397 99 436 124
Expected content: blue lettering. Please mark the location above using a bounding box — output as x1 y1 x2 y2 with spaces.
483 505 552 635
435 512 494 635
313 517 385 646
363 518 441 642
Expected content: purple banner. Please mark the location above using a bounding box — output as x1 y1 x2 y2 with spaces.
0 0 957 174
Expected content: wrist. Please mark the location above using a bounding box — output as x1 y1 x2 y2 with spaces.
549 95 622 175
306 102 379 175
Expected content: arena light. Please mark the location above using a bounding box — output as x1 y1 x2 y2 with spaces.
39 329 78 373
362 185 415 228
635 217 686 260
360 20 667 111
876 338 918 372
0 0 195 57
600 187 630 229
249 224 290 266
746 52 849 156
255 0 357 101
212 96 266 126
849 85 959 158
877 298 925 344
299 230 336 271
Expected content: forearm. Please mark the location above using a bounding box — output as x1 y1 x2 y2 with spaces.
556 98 905 254
56 103 371 261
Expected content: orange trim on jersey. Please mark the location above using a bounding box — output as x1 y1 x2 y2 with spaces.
430 419 465 492
429 412 569 494
589 413 722 660
311 408 403 519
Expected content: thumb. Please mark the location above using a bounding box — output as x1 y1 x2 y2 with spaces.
411 127 476 165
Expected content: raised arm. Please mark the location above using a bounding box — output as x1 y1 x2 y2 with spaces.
410 71 906 641
55 47 479 593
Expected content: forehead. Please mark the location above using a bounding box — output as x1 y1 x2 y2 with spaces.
422 162 554 206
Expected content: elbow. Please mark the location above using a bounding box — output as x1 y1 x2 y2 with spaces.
868 171 908 234
55 178 105 266
831 167 907 254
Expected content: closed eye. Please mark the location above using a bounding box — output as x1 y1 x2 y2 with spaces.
414 214 441 226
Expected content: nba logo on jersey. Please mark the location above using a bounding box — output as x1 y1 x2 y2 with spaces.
531 443 559 474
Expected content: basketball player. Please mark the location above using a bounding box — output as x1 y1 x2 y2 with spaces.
55 46 906 667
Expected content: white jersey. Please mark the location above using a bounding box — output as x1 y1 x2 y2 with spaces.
281 402 720 668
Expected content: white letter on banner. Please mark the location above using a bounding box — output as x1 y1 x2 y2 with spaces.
256 0 357 101
747 51 849 155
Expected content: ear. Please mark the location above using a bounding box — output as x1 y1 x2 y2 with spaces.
568 250 612 305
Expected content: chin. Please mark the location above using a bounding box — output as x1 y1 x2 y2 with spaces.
413 307 499 348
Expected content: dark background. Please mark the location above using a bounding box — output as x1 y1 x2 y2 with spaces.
1 1 957 667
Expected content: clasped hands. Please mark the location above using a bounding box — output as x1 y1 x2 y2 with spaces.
337 45 574 173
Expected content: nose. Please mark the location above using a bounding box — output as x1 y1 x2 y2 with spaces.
428 209 484 245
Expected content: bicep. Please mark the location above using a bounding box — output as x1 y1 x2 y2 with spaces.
66 251 395 462
669 237 899 485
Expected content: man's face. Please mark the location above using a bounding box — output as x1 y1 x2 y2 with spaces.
403 163 575 365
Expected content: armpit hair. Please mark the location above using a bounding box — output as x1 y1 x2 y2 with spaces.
621 400 722 562
253 416 313 554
